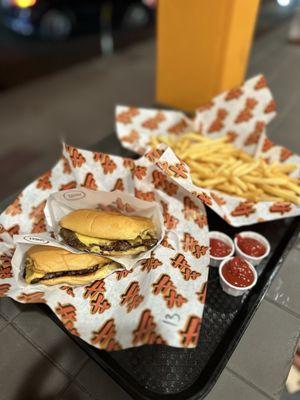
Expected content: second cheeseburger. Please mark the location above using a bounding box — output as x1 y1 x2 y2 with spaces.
59 209 158 256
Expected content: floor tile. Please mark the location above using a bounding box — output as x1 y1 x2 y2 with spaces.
0 296 24 321
0 314 8 331
76 359 132 400
0 325 70 400
266 248 300 317
206 368 270 400
228 300 300 399
13 307 88 377
60 381 93 400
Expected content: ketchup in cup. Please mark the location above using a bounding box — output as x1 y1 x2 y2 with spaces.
236 235 266 257
222 256 255 288
210 238 231 258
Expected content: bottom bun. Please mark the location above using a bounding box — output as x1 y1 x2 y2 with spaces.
39 263 120 286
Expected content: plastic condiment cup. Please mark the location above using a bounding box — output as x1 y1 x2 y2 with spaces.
234 231 270 267
208 231 235 268
219 257 258 297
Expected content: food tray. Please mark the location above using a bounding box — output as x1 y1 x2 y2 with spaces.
4 134 300 400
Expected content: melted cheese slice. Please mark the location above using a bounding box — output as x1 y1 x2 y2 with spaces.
75 232 150 247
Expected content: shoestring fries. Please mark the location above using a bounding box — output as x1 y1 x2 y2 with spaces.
149 133 300 204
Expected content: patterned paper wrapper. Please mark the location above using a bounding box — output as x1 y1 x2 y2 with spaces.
44 188 164 269
0 143 209 350
116 75 300 226
12 233 123 289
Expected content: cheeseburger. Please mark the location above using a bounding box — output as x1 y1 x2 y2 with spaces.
59 209 157 256
24 245 120 285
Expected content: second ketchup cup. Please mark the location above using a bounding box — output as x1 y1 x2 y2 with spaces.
234 231 270 267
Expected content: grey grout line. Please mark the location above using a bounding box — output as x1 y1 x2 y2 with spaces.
226 367 277 400
58 379 95 400
265 297 300 320
9 322 74 380
0 319 9 334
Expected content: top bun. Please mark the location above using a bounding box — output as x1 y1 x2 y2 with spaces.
27 245 112 273
59 209 156 240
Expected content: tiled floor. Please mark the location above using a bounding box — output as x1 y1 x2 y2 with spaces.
0 299 131 399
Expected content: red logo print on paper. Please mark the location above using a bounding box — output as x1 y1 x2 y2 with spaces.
0 283 10 297
68 148 86 168
123 157 135 171
17 292 46 303
0 254 13 279
211 192 226 206
231 202 256 217
5 194 22 216
152 170 178 196
29 200 46 234
181 233 208 259
31 216 46 234
92 319 122 351
197 281 207 304
93 152 117 175
197 101 214 112
269 202 292 214
171 253 201 281
168 162 188 179
142 112 166 130
193 191 213 206
36 171 52 190
121 129 139 143
134 189 155 202
179 316 202 347
60 286 75 297
116 107 139 124
262 138 274 152
141 252 162 273
82 172 98 190
264 100 276 114
226 131 238 142
161 234 175 250
115 269 133 281
60 181 77 191
83 280 111 315
7 224 20 237
152 274 187 308
244 121 265 146
145 148 163 163
208 109 228 133
168 118 188 134
56 303 80 336
131 165 147 180
120 281 144 312
160 201 179 230
112 178 124 192
132 309 166 346
235 98 258 123
280 147 293 162
225 87 243 101
254 75 267 90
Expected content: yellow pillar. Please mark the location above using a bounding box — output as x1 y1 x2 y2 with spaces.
156 0 260 111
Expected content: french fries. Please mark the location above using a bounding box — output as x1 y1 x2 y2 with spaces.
149 133 300 204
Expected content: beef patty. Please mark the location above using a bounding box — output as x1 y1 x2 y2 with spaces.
59 228 157 252
25 260 102 284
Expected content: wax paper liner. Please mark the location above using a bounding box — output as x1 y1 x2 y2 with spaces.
116 74 300 226
12 233 124 289
0 143 209 350
44 188 164 269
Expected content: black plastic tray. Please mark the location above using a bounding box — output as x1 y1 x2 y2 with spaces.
4 134 300 399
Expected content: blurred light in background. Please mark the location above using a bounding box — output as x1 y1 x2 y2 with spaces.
12 0 36 8
277 0 291 7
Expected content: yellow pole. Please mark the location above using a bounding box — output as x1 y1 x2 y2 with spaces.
156 0 260 111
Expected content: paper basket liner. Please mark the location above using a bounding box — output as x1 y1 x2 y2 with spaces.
116 75 300 226
0 144 209 350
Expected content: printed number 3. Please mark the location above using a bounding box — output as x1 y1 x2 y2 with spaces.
163 313 180 326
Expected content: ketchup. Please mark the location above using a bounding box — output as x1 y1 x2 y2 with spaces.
237 235 266 257
222 256 254 288
210 238 231 258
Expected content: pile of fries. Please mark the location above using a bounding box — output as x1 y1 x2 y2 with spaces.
150 133 300 204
